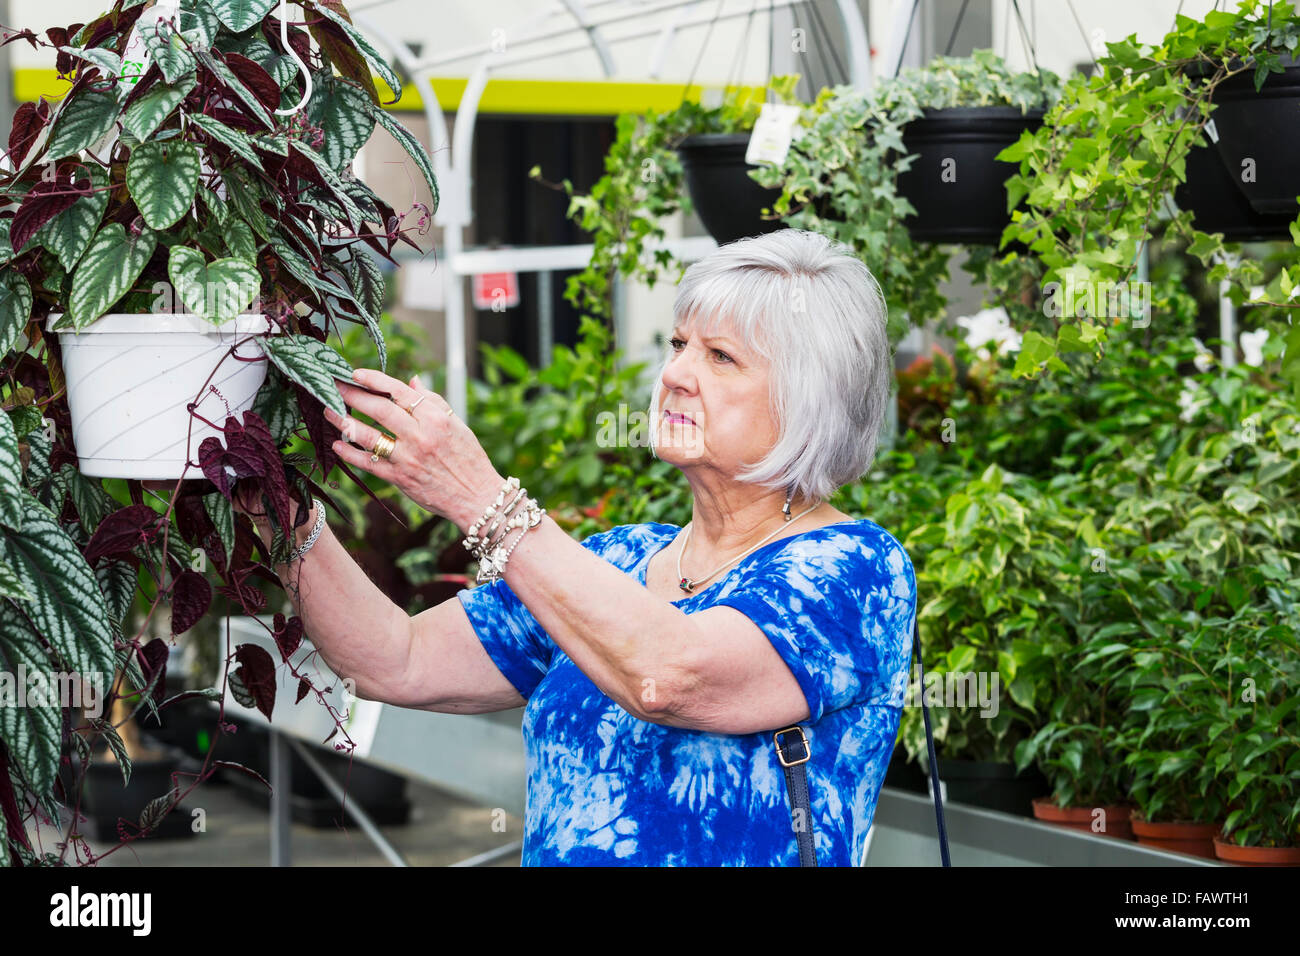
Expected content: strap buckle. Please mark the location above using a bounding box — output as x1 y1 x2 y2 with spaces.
773 726 810 767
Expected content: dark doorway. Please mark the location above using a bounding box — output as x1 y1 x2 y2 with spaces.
471 116 615 369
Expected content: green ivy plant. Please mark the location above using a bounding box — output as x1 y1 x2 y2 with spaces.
530 76 800 324
993 0 1300 396
754 50 1062 346
0 0 436 866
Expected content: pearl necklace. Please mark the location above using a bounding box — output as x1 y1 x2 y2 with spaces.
676 502 823 593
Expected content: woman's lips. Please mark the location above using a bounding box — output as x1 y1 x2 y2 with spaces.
664 411 696 425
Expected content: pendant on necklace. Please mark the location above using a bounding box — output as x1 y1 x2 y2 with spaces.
678 577 694 593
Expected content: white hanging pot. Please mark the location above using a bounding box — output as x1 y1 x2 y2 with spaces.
45 312 271 480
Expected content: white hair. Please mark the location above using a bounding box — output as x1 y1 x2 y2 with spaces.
648 228 892 502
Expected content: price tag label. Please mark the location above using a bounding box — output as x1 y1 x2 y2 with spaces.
745 103 802 166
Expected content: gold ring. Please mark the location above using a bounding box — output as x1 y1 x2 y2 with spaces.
370 433 396 462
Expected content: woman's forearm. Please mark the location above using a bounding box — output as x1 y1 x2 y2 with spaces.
479 511 697 721
247 502 412 701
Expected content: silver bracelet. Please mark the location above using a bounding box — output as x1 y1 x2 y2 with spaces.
288 498 326 562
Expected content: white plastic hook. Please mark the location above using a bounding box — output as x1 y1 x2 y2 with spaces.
275 0 313 116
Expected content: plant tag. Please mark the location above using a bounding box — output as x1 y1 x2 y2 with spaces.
746 103 801 166
117 0 182 99
1204 118 1219 143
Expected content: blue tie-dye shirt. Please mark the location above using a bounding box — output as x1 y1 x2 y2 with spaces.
456 519 916 866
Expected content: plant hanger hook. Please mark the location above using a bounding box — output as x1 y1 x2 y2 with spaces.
275 0 313 116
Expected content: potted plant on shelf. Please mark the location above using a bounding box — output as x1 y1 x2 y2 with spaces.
894 464 1075 817
0 0 437 866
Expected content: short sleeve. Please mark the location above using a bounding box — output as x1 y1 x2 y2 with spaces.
454 525 631 700
709 525 917 723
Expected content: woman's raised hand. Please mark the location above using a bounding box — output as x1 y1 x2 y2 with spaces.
326 369 505 530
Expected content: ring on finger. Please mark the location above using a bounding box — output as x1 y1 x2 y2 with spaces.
370 433 397 462
406 395 426 416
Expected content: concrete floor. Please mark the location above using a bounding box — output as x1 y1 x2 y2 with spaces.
24 773 524 867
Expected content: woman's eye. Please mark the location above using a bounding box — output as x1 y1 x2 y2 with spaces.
668 337 685 350
713 349 732 363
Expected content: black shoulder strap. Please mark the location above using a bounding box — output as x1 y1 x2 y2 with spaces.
774 611 952 866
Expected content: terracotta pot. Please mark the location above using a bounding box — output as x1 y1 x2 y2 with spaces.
1213 837 1300 867
1131 817 1221 859
1031 797 1134 840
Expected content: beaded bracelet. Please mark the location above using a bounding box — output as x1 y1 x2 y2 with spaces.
465 477 520 551
463 477 546 583
474 500 545 583
480 486 528 554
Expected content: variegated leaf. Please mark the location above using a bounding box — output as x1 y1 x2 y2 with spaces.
334 299 386 373
68 223 157 329
348 252 385 321
225 218 257 262
251 377 300 446
259 335 354 416
44 88 119 161
168 246 259 324
203 492 235 570
34 165 109 273
0 410 25 531
0 271 33 355
94 558 137 637
139 20 197 84
371 105 439 214
220 166 271 238
94 715 132 785
288 140 363 229
123 72 197 142
306 76 375 172
0 600 61 795
313 3 403 105
207 0 277 33
0 497 117 679
65 465 115 535
58 46 122 79
248 131 288 156
198 183 230 226
0 560 30 600
189 113 262 167
178 0 221 47
127 139 200 230
231 36 298 89
195 49 274 130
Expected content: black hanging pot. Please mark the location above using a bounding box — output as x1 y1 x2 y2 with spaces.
1175 137 1295 241
1207 55 1300 216
895 106 1045 245
677 133 787 245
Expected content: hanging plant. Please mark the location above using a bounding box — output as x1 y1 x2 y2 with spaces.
0 0 437 866
753 50 1062 344
993 0 1300 397
530 76 799 325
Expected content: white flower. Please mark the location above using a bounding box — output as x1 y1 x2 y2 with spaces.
1191 337 1216 374
956 307 1021 358
1177 377 1206 423
1240 328 1269 367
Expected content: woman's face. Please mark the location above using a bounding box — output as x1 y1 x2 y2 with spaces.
654 318 777 477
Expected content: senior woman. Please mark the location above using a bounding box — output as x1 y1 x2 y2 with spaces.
237 228 917 867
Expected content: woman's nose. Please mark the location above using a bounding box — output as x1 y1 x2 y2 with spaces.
661 346 699 391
